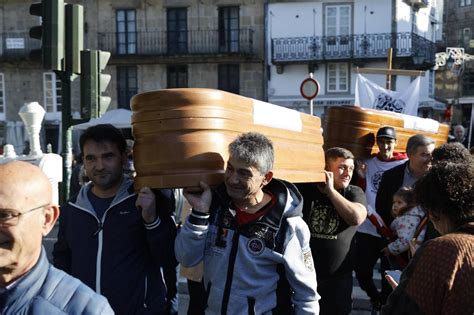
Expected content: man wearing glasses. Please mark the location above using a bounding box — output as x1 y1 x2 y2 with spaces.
0 161 113 314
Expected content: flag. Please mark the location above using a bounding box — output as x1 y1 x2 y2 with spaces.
355 74 421 116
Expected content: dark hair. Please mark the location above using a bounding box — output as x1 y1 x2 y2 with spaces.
228 132 274 174
393 187 416 216
325 147 354 165
414 161 474 226
432 142 472 164
406 134 435 156
80 124 127 155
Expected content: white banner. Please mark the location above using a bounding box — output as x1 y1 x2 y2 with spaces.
355 74 421 116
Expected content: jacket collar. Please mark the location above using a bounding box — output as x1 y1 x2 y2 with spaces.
73 176 135 210
0 248 49 310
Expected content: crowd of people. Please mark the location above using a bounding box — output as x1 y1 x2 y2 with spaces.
0 123 472 315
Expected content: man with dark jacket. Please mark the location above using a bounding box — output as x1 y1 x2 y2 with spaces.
176 132 319 314
0 161 113 314
376 134 435 226
53 124 176 315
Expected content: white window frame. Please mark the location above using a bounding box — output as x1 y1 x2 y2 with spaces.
0 73 5 120
429 70 434 97
327 63 349 93
325 5 351 37
43 72 61 120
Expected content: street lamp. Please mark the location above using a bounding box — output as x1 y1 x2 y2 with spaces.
434 47 474 76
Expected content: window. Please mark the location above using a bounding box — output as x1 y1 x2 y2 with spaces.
0 74 5 116
325 5 351 44
460 0 472 7
463 28 471 47
327 63 349 93
167 8 187 54
429 70 434 96
167 65 188 88
43 72 62 113
117 66 138 109
218 64 239 94
116 9 137 54
463 71 474 96
219 7 239 53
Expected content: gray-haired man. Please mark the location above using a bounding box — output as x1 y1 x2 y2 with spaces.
175 132 319 314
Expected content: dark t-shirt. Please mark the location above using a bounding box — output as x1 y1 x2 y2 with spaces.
297 183 367 280
87 188 114 220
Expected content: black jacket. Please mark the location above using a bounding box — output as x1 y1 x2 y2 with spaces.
375 161 407 226
53 177 176 315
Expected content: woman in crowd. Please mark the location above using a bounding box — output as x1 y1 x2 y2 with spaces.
382 161 474 314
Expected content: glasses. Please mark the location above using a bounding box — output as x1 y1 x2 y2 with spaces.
0 204 50 227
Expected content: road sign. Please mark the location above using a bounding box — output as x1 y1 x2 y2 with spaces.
300 77 320 100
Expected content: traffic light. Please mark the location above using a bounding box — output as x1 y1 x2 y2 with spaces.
29 0 65 70
81 50 112 119
65 4 83 74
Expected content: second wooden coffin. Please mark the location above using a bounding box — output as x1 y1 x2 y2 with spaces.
131 88 325 189
323 106 449 159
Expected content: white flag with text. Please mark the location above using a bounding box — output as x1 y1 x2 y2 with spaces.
355 74 421 116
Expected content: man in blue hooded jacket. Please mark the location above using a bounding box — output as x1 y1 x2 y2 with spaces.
0 161 113 314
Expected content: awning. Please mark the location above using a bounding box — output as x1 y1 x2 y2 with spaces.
419 98 447 110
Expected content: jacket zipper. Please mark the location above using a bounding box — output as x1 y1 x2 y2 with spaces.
68 201 122 294
220 230 240 315
143 276 148 308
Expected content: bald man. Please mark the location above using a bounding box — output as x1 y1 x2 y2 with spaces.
0 161 113 314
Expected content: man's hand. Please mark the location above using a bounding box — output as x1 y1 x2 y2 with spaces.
317 170 335 195
183 181 212 214
355 160 367 179
381 247 392 256
136 186 157 224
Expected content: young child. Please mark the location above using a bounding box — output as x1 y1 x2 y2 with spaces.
381 187 427 268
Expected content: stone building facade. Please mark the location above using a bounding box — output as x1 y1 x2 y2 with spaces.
0 0 264 152
435 0 474 145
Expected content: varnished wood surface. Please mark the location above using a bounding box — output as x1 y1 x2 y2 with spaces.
131 88 326 189
323 106 449 159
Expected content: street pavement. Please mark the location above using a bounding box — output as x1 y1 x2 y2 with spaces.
44 224 377 315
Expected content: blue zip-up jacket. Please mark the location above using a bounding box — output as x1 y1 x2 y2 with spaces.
0 247 113 315
53 177 176 315
175 179 320 314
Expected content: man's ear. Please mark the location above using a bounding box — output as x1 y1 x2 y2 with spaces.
42 205 60 237
262 171 274 186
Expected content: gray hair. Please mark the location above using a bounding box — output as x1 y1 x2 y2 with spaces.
228 132 274 174
454 124 465 133
406 134 435 156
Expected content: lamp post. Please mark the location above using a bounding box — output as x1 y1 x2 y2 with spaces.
434 47 474 148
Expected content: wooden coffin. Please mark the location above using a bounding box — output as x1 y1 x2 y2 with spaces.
131 88 325 189
323 106 449 159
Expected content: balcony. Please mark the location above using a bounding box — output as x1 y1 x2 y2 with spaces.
98 28 254 59
0 32 41 61
272 32 436 66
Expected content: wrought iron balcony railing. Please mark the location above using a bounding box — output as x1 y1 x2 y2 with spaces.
98 28 254 57
272 32 436 64
0 32 41 60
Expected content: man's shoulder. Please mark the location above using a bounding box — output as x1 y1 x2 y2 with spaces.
381 161 407 178
35 265 113 314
